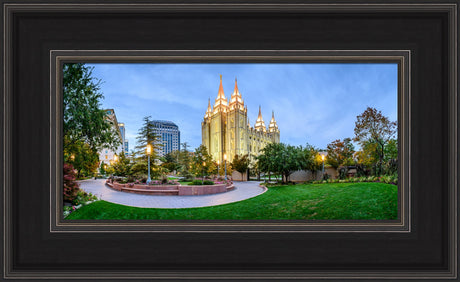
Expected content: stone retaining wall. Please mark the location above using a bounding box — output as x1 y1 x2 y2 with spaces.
106 181 234 196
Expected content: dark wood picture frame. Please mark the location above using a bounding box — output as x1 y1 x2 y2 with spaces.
1 1 458 280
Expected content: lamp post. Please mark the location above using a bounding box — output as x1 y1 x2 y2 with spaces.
217 160 220 177
202 161 206 184
146 144 152 185
321 154 325 174
224 154 227 180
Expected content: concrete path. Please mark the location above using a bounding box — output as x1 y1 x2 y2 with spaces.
78 179 266 209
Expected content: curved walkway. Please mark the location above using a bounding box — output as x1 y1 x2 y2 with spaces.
78 179 266 208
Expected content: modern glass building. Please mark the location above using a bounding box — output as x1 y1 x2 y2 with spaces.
124 140 129 155
152 120 180 156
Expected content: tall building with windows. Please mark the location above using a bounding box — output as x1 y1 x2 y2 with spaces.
99 109 124 164
124 140 129 156
152 120 180 156
201 75 280 163
118 122 129 156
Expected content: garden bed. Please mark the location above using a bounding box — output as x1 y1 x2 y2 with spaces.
106 180 234 196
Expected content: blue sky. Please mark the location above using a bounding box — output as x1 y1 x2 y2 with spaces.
88 63 398 151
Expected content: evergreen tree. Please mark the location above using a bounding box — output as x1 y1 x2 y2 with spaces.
135 116 162 166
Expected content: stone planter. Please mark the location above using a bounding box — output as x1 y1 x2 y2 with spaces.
106 180 234 196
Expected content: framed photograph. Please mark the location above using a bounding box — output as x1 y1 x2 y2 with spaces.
2 1 458 281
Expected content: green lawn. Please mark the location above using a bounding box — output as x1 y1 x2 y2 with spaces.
66 182 398 220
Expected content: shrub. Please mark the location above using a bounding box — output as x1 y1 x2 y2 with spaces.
189 180 215 185
63 163 80 203
73 190 97 206
338 167 348 180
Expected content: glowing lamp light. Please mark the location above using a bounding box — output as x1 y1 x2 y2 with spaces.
224 154 227 161
146 144 152 155
114 154 118 162
321 155 325 161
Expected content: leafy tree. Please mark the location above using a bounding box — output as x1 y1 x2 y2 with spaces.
354 107 397 175
161 150 181 173
64 136 99 178
231 154 250 178
355 141 379 175
326 138 355 169
384 138 398 175
99 161 106 175
130 161 148 178
278 145 303 182
190 145 215 177
257 143 281 182
384 139 398 162
299 143 320 172
63 63 121 151
257 143 303 183
112 153 132 177
215 159 233 178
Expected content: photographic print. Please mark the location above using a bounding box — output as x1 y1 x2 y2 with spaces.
62 63 398 220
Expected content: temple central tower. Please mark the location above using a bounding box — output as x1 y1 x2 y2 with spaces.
201 75 280 163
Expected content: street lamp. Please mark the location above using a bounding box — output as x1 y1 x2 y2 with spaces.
321 154 325 174
114 154 118 162
146 144 152 185
217 160 220 176
202 161 206 184
224 154 227 180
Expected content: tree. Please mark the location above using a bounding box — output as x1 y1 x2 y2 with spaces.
354 107 397 175
178 142 193 179
99 161 106 175
161 150 182 173
326 138 355 169
257 143 282 182
63 63 121 152
384 138 398 175
64 136 99 178
63 163 80 203
257 143 303 183
135 116 162 167
190 145 215 177
112 153 132 177
231 154 250 179
299 144 321 173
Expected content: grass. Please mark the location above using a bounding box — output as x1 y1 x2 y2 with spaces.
66 182 398 220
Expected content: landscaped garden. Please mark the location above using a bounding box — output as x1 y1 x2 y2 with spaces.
66 182 397 220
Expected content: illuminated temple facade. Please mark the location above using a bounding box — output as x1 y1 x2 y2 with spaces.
201 75 280 163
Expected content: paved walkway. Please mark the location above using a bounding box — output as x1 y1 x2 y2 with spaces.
77 179 266 208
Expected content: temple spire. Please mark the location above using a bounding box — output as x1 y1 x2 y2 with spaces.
204 98 212 118
254 105 266 132
213 74 228 112
229 77 244 110
269 110 279 132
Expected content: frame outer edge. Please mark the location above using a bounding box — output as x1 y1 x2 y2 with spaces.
2 1 458 280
